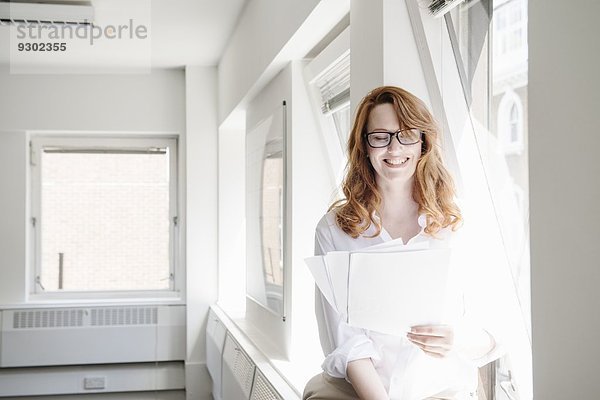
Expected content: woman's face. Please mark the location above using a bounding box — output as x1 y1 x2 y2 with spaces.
366 103 422 185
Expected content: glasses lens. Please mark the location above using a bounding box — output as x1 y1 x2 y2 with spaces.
398 129 421 144
367 132 391 147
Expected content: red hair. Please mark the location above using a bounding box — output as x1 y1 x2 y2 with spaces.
331 86 462 238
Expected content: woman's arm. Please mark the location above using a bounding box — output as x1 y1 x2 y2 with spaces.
346 358 389 400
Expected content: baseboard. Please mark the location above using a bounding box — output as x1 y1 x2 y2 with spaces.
0 390 186 400
0 362 185 397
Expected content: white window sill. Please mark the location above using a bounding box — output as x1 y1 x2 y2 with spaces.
1 292 184 309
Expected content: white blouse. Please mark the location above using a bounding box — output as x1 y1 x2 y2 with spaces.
314 210 504 400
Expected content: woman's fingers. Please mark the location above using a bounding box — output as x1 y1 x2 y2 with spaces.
410 324 453 337
407 325 455 358
406 332 453 349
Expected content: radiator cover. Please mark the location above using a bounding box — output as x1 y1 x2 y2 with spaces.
206 308 227 400
250 369 283 400
222 333 256 400
0 305 185 367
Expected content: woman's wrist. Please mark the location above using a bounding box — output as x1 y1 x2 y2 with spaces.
454 321 495 360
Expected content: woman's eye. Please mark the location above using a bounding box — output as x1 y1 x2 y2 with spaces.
400 129 420 141
372 134 388 141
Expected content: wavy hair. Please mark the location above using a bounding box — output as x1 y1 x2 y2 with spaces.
331 86 462 238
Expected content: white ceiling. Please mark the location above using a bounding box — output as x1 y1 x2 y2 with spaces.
0 0 248 69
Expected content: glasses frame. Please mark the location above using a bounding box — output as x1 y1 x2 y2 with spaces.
365 129 424 148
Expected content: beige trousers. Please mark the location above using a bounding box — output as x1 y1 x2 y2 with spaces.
302 372 462 400
303 372 360 400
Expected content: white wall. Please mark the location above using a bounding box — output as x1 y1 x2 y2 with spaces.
184 66 219 400
0 67 186 306
0 68 185 133
217 125 246 314
529 1 600 398
218 0 319 124
0 131 27 304
349 0 429 111
218 0 349 125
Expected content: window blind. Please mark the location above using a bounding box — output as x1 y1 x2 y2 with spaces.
314 52 350 115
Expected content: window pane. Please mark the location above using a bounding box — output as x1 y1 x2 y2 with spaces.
510 104 519 143
261 157 284 287
449 0 531 398
332 104 351 150
40 151 171 291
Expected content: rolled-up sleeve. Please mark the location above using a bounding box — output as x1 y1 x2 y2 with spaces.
322 320 381 378
314 215 381 380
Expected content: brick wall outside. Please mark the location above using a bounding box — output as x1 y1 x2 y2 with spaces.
40 152 171 291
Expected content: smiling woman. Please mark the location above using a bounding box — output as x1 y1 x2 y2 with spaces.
333 86 461 240
303 86 501 400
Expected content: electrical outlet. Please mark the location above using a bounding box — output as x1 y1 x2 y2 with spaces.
83 376 106 390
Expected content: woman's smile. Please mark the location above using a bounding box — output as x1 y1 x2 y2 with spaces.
383 156 410 167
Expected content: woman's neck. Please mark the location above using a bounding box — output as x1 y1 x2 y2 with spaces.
375 177 421 241
376 177 419 220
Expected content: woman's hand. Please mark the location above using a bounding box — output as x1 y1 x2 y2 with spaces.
406 325 454 358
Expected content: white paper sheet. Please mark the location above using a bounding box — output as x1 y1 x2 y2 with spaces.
305 256 337 309
324 251 350 315
347 248 452 335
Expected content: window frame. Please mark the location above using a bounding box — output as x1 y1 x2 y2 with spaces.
29 135 181 302
304 26 350 187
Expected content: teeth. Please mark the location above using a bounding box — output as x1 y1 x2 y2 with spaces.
385 157 409 165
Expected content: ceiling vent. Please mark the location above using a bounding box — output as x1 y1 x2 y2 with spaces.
0 1 94 25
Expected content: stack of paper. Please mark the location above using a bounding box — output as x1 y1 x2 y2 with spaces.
305 241 452 336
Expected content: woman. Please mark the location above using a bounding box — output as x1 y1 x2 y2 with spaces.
303 86 502 400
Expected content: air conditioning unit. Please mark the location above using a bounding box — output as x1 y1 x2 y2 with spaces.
0 305 185 367
0 1 94 24
428 0 466 18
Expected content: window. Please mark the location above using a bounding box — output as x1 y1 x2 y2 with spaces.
30 136 179 298
498 90 524 154
449 0 531 399
509 104 518 142
495 0 526 56
493 0 528 79
313 51 351 151
305 26 350 185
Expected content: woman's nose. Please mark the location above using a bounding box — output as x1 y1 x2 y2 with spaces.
387 136 404 152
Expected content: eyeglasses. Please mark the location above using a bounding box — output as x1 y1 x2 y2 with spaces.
365 129 423 148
